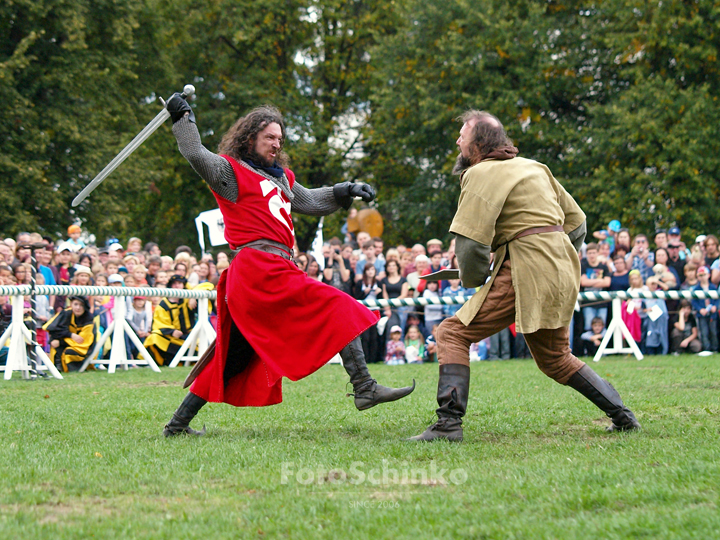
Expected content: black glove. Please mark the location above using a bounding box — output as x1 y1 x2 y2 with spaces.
333 182 376 209
166 92 195 124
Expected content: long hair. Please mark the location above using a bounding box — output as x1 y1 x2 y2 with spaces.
218 105 289 167
458 110 513 162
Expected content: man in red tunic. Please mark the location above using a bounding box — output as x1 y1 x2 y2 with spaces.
162 95 415 436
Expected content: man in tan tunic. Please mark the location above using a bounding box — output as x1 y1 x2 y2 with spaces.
410 111 640 442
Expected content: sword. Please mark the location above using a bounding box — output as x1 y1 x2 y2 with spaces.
71 84 196 207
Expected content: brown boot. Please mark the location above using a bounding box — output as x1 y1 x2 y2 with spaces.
163 392 207 437
566 365 641 432
408 364 469 442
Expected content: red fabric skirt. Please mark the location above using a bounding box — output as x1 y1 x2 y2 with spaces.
190 249 379 407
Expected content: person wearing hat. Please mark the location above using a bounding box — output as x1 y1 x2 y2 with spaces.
592 219 621 253
143 275 196 366
44 296 97 372
667 227 688 260
53 243 76 313
65 225 85 252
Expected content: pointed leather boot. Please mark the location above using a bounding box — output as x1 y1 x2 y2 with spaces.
408 363 470 442
340 337 415 410
566 365 641 432
163 392 208 437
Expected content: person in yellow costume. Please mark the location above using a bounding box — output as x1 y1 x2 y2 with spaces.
44 296 98 372
144 275 199 366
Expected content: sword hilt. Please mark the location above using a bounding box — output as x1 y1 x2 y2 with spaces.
159 84 195 107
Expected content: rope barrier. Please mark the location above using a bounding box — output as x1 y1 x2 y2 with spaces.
1 285 718 306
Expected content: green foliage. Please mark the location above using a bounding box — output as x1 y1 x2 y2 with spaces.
1 358 719 538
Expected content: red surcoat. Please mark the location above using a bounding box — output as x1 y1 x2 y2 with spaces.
190 156 378 407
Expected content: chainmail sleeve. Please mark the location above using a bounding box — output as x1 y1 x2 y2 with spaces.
171 116 239 202
291 183 342 216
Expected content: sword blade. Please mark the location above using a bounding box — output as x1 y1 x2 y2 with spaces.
72 107 171 207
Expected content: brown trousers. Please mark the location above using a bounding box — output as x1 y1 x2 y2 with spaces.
437 259 585 385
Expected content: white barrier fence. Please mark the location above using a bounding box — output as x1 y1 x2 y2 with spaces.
0 285 216 380
1 285 717 380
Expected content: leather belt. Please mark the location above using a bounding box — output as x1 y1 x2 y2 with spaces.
511 225 564 241
235 239 293 261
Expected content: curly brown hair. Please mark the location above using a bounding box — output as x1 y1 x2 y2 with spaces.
218 105 289 167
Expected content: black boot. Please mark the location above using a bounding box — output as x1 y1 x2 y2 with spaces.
408 363 470 442
163 392 208 437
566 365 641 432
340 337 415 410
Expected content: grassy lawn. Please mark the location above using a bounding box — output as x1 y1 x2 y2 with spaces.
1 355 719 539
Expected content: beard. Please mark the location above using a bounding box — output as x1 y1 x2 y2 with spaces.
452 153 472 175
246 148 275 168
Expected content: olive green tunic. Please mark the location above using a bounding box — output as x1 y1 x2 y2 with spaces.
450 157 586 334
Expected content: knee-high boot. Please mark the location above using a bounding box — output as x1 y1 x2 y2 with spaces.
566 365 641 432
408 363 469 442
341 337 415 410
163 392 207 437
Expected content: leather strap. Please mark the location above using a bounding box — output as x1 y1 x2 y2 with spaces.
512 225 564 241
234 239 293 260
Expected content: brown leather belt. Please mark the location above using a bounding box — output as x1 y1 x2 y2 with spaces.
511 225 564 241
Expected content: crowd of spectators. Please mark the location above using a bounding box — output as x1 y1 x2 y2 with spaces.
2 218 719 371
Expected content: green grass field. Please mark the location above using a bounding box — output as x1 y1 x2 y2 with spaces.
1 356 719 539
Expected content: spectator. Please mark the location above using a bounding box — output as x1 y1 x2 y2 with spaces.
640 276 668 355
132 265 148 286
424 323 439 363
354 264 382 364
406 254 429 297
681 262 699 290
443 278 474 318
384 325 405 365
691 266 718 352
12 263 30 285
654 229 668 250
597 241 613 271
580 242 611 330
615 228 632 254
487 328 512 360
667 242 687 282
667 227 688 260
671 299 702 354
295 252 308 273
399 251 414 277
704 234 720 267
323 245 352 295
373 237 385 262
127 237 143 254
422 280 444 330
306 255 322 281
146 256 162 286
380 259 409 328
354 241 385 282
143 275 196 366
404 325 425 363
626 234 655 281
0 241 12 264
66 225 85 252
593 219 621 253
622 270 644 344
44 296 97 372
126 296 152 359
609 254 630 292
173 261 188 278
144 242 161 256
580 316 606 357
